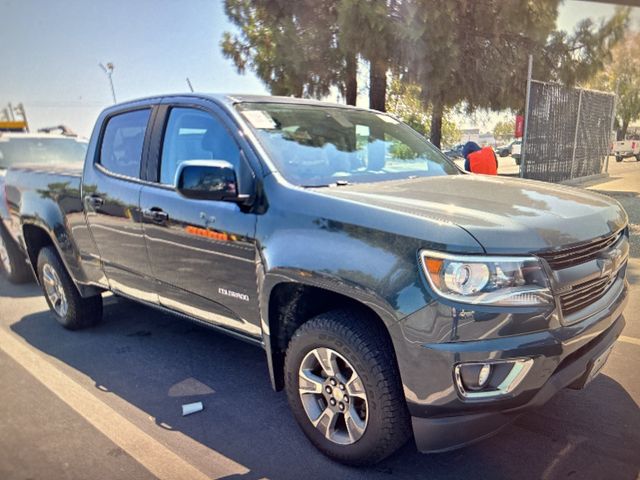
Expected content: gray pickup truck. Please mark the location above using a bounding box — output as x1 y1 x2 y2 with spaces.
2 94 629 465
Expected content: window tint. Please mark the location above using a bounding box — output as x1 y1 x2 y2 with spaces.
99 109 150 178
160 108 240 185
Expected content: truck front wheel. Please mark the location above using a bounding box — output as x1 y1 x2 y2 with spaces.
616 155 623 162
284 309 411 465
36 246 102 330
0 224 32 284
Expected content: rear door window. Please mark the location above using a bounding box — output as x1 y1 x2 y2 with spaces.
99 109 151 178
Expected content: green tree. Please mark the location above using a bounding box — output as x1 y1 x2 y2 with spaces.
221 0 400 110
386 77 460 145
337 0 399 111
221 0 347 99
589 32 640 139
399 1 630 147
221 0 629 144
542 8 629 86
493 120 514 141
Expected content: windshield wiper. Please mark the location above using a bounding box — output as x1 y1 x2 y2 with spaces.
303 180 351 188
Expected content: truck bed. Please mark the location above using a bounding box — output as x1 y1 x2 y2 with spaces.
4 163 84 232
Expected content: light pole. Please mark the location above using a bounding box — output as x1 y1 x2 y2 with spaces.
99 62 117 104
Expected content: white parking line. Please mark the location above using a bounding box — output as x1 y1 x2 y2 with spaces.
0 328 249 480
619 335 640 347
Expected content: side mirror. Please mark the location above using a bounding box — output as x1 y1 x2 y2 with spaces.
175 160 242 202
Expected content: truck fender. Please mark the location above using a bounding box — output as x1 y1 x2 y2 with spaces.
19 202 100 297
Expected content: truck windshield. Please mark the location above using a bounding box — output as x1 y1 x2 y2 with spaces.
0 137 88 169
236 103 459 186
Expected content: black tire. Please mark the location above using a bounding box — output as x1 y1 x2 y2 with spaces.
36 246 102 330
0 223 32 284
635 155 640 162
284 309 411 466
616 155 623 163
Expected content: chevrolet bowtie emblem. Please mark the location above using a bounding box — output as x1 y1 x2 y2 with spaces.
597 258 614 278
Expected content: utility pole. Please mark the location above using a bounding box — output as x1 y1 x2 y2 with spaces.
99 62 117 104
520 54 533 179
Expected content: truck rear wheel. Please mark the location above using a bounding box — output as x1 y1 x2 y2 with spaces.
284 309 411 465
616 155 623 162
0 224 32 284
36 246 102 330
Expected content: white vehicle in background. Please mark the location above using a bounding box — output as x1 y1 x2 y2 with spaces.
511 139 522 164
612 133 640 162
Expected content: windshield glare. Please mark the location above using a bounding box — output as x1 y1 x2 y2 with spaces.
0 137 88 169
236 103 458 186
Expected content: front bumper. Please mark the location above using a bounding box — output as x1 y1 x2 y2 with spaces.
390 277 628 453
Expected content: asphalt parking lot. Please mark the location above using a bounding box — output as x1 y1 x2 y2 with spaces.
1 161 639 480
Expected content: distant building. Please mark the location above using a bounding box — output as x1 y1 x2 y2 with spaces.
460 128 480 144
460 128 496 147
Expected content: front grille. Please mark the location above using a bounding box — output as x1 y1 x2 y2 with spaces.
559 274 619 317
537 231 623 270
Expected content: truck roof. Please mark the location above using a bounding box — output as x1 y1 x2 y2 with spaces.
108 93 373 112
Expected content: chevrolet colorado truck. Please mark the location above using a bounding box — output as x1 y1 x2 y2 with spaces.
3 94 629 465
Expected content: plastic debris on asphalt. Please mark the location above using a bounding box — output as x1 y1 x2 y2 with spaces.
181 402 204 416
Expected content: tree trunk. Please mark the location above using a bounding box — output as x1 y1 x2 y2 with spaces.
345 53 357 106
369 57 387 112
620 117 630 140
430 101 444 148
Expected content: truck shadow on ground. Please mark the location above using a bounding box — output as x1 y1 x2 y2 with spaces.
0 277 39 298
10 296 640 480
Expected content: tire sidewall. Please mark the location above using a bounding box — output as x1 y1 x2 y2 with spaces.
0 230 12 275
0 224 30 283
285 325 391 462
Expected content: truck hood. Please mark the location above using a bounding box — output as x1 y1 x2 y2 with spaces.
315 175 627 253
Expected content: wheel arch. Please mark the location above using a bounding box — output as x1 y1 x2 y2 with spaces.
21 221 101 297
261 274 402 392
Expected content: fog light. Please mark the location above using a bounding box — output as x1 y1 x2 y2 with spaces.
478 363 491 387
458 363 492 391
454 358 534 400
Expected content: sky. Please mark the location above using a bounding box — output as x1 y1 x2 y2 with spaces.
1 0 638 137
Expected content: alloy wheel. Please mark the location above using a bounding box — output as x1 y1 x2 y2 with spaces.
42 263 68 317
298 347 368 445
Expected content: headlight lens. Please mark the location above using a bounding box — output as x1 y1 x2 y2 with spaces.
421 250 552 305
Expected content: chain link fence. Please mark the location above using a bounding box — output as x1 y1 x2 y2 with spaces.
521 80 615 183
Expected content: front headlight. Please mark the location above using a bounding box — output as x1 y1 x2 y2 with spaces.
420 250 552 306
